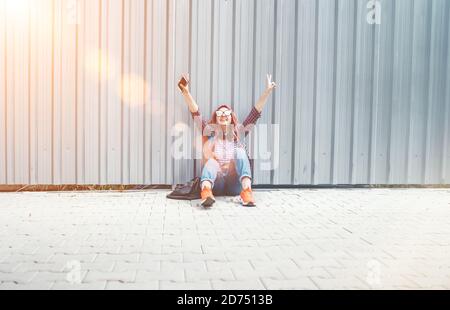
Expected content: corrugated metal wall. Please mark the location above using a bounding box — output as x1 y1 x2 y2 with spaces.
0 0 449 186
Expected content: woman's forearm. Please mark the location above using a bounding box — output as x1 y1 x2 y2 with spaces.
255 88 273 113
182 91 199 114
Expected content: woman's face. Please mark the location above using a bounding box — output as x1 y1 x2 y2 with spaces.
216 107 232 126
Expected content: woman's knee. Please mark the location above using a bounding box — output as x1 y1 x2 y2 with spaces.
201 159 221 186
235 147 248 160
204 158 220 170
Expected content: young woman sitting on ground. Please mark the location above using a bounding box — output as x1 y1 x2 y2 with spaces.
179 74 277 207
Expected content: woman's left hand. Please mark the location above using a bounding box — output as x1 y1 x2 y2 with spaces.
266 74 277 91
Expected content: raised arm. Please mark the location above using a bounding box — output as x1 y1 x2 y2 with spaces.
239 75 277 138
178 75 207 132
179 79 199 114
254 74 277 113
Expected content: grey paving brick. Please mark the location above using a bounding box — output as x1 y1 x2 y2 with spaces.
32 271 82 283
279 266 333 280
225 250 271 262
185 269 235 282
139 253 183 263
50 254 97 264
206 261 253 272
105 281 159 290
401 275 449 290
0 281 54 290
233 267 284 281
75 262 115 273
183 253 228 263
135 270 185 282
0 263 21 273
51 281 107 290
161 261 207 273
95 253 139 264
160 280 212 290
211 279 266 290
2 253 54 264
310 276 371 290
250 259 298 270
161 245 203 254
114 261 160 272
0 272 38 284
261 277 318 290
83 270 136 283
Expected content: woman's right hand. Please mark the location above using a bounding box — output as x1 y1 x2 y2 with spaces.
181 86 189 95
178 74 190 95
179 83 189 95
179 75 199 113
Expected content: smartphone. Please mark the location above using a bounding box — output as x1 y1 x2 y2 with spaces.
178 75 189 93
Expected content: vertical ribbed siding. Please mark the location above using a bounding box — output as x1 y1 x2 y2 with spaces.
293 0 316 185
333 0 356 184
313 0 336 185
0 0 449 186
390 0 413 184
444 0 450 184
252 0 276 185
0 0 6 184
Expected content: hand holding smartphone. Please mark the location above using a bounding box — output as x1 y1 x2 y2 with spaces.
178 74 190 94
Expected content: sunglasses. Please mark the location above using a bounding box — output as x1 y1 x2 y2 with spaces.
216 110 232 117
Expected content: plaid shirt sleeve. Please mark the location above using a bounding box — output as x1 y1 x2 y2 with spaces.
241 106 262 137
191 110 207 133
242 106 262 127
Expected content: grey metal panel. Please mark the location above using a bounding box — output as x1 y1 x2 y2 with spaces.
293 0 316 185
233 0 255 124
333 0 356 184
29 4 37 184
128 0 145 184
0 0 449 186
272 0 296 185
76 0 85 184
373 0 396 184
352 0 375 184
168 0 193 185
30 0 52 185
253 0 276 185
5 2 14 184
12 0 30 184
0 0 6 184
64 0 78 184
445 5 450 184
313 0 336 185
80 0 100 184
58 0 78 184
105 0 123 184
122 0 131 184
425 0 448 184
390 0 414 184
407 0 432 184
99 0 108 185
216 0 233 106
149 0 168 184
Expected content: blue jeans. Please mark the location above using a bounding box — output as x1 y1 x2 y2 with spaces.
201 147 252 196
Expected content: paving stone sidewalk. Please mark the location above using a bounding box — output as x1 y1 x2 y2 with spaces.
0 188 449 290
